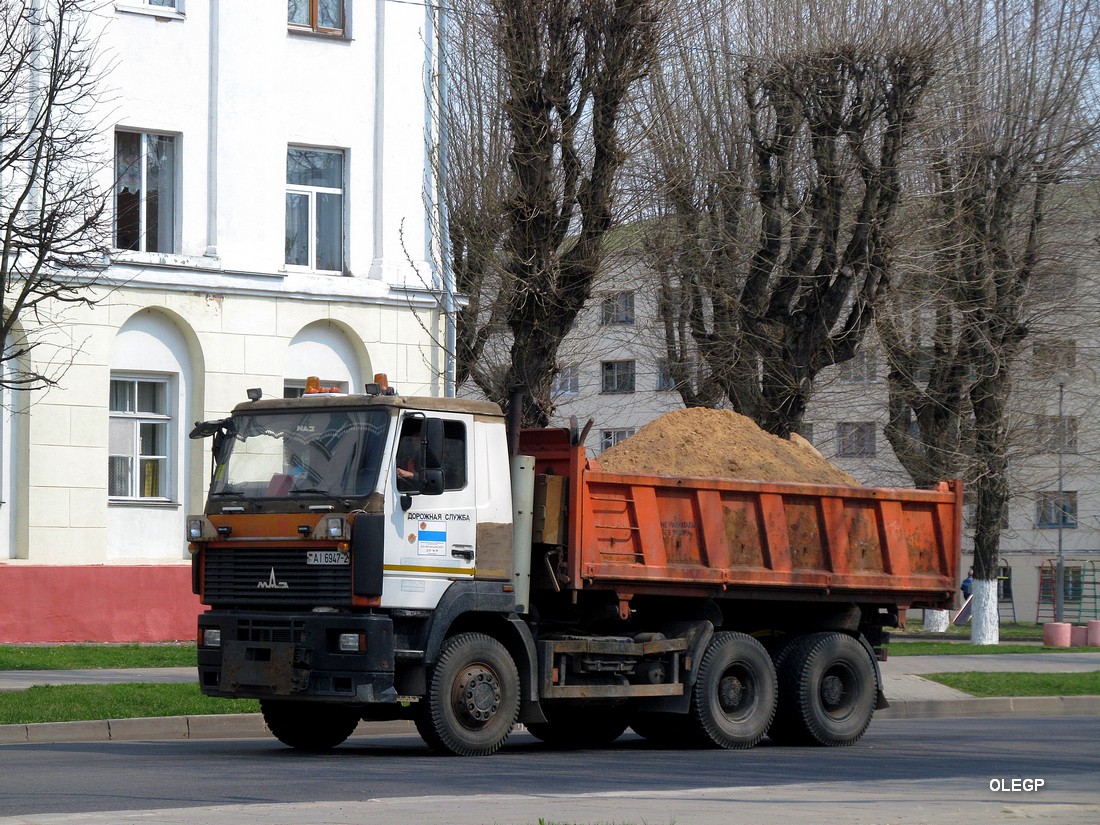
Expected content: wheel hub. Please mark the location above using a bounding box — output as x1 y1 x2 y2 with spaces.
821 673 846 709
718 673 748 712
452 664 501 727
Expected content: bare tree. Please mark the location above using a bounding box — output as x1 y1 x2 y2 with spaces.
0 0 113 394
434 0 664 425
639 0 938 437
877 0 1100 642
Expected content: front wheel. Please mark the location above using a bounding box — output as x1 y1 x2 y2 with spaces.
416 632 520 756
261 700 360 752
689 632 777 749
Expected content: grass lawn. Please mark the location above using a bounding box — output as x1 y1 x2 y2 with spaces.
0 644 195 671
924 671 1100 697
0 683 257 725
889 641 1100 656
900 621 1046 641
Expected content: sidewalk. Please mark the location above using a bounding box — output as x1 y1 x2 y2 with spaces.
0 653 1097 744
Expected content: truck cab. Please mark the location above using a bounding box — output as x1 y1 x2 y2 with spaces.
190 382 520 744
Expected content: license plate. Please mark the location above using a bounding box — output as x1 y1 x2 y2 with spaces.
307 551 349 566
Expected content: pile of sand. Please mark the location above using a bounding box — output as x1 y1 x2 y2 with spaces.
596 407 858 486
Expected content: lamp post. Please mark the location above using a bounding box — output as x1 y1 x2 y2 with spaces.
1053 371 1068 623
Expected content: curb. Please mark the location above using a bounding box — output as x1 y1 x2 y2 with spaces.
877 694 1100 720
0 715 417 746
1 697 1098 745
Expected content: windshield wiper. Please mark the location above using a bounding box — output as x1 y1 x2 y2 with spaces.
210 490 254 501
292 488 353 507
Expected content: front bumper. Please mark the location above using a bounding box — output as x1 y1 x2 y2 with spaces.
197 611 396 704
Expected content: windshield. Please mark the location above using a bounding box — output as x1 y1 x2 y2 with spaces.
211 409 391 500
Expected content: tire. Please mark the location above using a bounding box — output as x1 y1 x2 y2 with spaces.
526 705 628 749
415 632 520 756
767 634 809 745
260 700 360 752
689 632 777 750
773 632 877 747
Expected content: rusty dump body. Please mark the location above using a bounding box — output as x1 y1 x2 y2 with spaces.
523 428 961 612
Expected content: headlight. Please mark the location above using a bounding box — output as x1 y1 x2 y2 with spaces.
338 633 364 653
202 629 222 648
326 517 345 538
188 519 204 540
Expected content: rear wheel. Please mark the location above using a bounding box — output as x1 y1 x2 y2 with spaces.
689 632 777 749
415 632 520 756
772 632 877 746
526 704 628 749
261 700 360 752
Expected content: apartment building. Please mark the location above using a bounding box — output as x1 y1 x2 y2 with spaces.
0 1 447 641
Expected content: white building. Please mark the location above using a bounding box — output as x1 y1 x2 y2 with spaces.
0 1 448 641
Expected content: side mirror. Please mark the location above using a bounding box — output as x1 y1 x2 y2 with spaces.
419 468 445 496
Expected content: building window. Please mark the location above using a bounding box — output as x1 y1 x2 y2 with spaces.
837 422 876 458
288 0 344 34
114 131 176 253
1036 491 1077 529
600 292 635 325
601 360 635 394
109 377 172 500
1035 415 1078 454
837 351 877 383
552 365 578 397
656 360 676 391
1031 339 1076 378
600 428 635 452
286 146 344 272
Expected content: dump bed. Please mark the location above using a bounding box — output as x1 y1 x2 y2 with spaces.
523 429 961 611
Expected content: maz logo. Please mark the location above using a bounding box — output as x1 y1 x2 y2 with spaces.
257 568 289 589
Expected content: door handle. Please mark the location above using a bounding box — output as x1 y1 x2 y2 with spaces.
451 546 474 561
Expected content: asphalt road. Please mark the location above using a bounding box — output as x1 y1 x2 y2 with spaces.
1 716 1096 824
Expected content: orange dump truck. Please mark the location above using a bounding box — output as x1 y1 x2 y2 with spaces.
189 384 960 756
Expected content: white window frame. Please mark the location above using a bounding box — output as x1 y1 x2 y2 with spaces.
600 428 635 452
601 360 636 394
1034 415 1078 454
1036 491 1077 529
285 146 345 273
837 351 877 383
552 364 579 397
109 375 174 502
837 421 876 458
1031 338 1076 378
114 130 178 254
656 359 677 391
114 0 185 19
600 291 635 326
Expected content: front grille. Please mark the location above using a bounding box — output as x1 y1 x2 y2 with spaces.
234 618 306 644
203 546 352 607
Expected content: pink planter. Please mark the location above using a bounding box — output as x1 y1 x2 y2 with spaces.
1088 621 1100 646
1043 622 1072 647
1070 625 1089 647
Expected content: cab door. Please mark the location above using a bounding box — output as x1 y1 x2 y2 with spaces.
382 413 477 609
